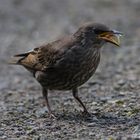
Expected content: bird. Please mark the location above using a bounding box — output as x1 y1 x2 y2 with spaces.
10 22 122 118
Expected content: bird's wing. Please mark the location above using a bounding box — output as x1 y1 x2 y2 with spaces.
13 36 76 71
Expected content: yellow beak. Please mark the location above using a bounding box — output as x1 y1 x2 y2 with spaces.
98 30 123 46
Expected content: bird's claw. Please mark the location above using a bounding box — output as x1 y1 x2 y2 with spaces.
82 110 91 117
49 113 56 119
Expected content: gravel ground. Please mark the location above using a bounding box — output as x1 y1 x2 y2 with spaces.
0 0 140 139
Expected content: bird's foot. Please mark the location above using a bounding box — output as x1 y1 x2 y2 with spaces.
82 110 91 117
48 113 56 119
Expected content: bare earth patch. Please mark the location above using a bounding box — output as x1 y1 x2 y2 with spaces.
0 0 140 139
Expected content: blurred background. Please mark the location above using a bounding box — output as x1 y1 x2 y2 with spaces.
0 0 140 91
0 0 140 139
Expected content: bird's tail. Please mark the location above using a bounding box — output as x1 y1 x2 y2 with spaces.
8 52 30 65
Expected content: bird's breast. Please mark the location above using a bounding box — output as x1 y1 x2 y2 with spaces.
69 47 100 86
41 47 101 90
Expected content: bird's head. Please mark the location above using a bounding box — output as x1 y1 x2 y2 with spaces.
75 23 123 47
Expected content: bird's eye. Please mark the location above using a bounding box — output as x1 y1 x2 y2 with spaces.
94 29 104 34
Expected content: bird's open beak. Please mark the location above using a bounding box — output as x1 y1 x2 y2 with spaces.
98 30 123 46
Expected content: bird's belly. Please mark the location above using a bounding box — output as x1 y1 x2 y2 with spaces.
40 56 100 90
41 69 94 90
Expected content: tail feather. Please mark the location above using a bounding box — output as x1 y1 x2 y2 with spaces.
14 52 30 57
8 57 24 65
9 50 39 71
9 52 30 65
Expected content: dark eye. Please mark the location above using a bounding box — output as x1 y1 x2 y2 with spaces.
94 29 104 34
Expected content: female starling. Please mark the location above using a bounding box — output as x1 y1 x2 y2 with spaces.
10 23 122 118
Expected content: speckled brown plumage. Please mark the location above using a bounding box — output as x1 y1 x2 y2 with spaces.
10 22 122 118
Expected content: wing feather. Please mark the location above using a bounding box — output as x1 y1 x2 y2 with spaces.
13 36 75 72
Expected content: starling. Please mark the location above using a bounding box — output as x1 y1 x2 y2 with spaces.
10 23 122 118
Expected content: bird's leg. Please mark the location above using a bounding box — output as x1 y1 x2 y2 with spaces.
72 88 89 115
42 88 56 118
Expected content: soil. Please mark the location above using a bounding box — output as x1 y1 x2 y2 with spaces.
0 0 140 139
